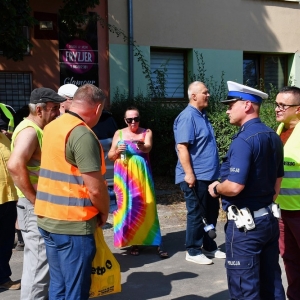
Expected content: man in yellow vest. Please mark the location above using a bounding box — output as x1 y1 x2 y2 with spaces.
275 86 300 300
0 132 20 291
7 88 65 300
34 84 109 300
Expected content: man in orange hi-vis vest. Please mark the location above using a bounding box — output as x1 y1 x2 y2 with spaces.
35 84 109 300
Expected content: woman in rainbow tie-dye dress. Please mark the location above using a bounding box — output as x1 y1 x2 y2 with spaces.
108 107 168 258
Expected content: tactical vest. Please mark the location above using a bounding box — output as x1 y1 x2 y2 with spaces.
35 113 105 221
276 122 300 210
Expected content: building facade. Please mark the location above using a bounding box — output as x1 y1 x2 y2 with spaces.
1 0 300 110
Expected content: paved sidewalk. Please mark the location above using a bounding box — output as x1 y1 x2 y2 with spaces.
2 206 287 300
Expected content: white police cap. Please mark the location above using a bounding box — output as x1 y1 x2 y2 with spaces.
58 84 78 98
221 81 268 104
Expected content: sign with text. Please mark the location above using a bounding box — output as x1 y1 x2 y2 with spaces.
59 13 99 87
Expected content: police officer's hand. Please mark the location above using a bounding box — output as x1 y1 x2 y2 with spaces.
208 181 220 198
184 173 196 188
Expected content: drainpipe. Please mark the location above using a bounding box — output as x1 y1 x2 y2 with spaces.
128 0 134 100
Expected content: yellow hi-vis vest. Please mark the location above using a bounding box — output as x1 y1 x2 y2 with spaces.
11 119 43 198
276 122 300 210
35 113 106 221
0 103 15 133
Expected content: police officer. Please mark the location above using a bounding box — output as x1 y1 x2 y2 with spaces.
208 81 285 300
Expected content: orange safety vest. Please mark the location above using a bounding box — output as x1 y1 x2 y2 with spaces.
35 113 106 221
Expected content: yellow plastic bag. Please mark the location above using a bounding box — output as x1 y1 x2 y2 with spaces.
89 227 121 298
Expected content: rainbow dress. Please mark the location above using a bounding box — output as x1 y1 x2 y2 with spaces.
113 131 162 248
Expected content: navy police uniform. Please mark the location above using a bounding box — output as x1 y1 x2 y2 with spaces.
220 82 285 300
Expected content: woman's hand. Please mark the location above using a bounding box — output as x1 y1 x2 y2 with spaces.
136 140 145 150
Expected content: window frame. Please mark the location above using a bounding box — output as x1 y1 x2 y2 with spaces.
150 48 187 102
243 53 288 91
0 72 32 111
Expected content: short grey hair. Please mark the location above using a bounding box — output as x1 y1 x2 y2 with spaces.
28 102 46 114
187 81 205 100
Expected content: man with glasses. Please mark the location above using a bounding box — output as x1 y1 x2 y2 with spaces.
275 86 300 300
7 88 65 299
208 81 285 299
174 81 225 265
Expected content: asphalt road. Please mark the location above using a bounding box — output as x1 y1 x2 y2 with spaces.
2 207 288 300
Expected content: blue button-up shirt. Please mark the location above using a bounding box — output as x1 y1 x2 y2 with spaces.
174 105 220 184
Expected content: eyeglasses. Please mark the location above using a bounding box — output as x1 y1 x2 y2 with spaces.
125 117 140 123
275 103 299 112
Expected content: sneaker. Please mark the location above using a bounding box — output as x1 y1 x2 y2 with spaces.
202 248 226 259
0 280 21 290
186 252 213 265
13 241 25 251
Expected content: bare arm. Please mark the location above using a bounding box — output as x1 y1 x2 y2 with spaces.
136 129 152 153
108 130 125 161
208 179 245 198
177 143 195 187
82 171 109 226
273 177 282 201
7 127 40 204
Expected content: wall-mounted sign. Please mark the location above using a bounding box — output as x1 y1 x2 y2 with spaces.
59 13 99 87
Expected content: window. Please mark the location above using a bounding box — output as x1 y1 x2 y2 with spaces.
0 73 32 111
150 49 186 100
243 54 288 92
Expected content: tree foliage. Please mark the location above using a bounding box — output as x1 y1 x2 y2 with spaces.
0 0 100 61
0 0 36 61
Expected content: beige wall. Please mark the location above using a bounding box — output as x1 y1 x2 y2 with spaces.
108 0 300 53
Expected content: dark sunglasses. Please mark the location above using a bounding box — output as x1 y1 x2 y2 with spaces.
125 117 140 123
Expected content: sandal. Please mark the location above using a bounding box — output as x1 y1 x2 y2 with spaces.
157 246 169 259
130 245 139 256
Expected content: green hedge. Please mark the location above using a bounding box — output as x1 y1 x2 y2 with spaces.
110 94 279 177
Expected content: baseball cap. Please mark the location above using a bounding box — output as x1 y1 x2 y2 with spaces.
30 88 66 104
221 81 268 104
58 84 78 98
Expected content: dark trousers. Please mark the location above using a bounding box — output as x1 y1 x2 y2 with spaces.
180 180 219 255
225 213 285 300
279 210 300 300
0 201 17 284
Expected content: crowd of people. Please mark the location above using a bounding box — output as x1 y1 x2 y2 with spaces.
0 80 299 299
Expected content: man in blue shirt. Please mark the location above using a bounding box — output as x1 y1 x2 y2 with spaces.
174 81 225 265
208 81 285 299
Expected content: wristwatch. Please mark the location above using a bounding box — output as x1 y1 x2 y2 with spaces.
213 184 220 196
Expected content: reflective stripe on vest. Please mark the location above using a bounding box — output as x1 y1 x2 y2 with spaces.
11 119 43 198
276 122 300 210
0 103 15 133
35 113 105 221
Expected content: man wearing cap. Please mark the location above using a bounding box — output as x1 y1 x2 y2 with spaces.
174 81 225 265
208 82 285 299
274 86 300 300
7 87 65 299
57 83 78 114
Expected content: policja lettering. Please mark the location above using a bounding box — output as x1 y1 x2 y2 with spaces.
91 259 113 275
227 261 241 266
